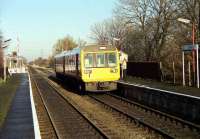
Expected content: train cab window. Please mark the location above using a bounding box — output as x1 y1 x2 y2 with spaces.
84 53 93 68
108 53 116 67
96 53 105 67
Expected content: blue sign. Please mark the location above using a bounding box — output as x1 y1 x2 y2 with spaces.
182 44 199 51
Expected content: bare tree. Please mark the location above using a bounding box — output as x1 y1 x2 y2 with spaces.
53 35 77 55
115 0 178 61
177 0 199 43
77 38 87 48
90 17 128 48
90 21 109 44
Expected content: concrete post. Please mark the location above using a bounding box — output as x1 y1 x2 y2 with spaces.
182 51 185 86
173 61 176 84
196 44 199 88
188 61 191 86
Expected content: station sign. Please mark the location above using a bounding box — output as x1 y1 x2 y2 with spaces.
182 44 199 51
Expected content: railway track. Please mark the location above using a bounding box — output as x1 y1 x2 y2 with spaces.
33 67 200 138
34 67 162 138
30 71 58 139
30 68 107 139
108 93 200 130
89 93 200 139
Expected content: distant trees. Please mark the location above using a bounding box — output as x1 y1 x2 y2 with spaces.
39 35 84 68
52 35 77 55
33 35 86 68
30 57 49 67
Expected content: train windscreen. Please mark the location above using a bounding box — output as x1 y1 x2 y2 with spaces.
96 53 105 67
108 53 116 67
84 52 117 68
84 53 93 68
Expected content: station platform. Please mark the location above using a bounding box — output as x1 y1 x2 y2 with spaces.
118 79 200 99
0 73 36 139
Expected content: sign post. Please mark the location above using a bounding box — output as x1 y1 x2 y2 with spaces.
196 44 199 88
182 44 199 88
182 51 185 86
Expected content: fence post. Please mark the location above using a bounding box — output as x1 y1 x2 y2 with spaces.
182 51 185 86
188 61 191 86
160 62 163 82
173 61 176 84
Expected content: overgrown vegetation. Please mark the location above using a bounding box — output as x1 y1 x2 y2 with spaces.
90 0 200 84
0 75 21 128
31 35 87 68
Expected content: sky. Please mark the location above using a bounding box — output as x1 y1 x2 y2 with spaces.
1 0 116 61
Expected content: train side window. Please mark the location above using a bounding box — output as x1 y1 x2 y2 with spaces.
77 55 80 70
96 53 105 67
84 53 93 68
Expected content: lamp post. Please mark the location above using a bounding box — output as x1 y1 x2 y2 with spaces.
178 18 199 88
113 38 120 48
1 39 11 82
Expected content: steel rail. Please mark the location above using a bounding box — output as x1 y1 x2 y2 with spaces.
30 71 59 139
32 68 109 139
108 92 200 131
89 94 174 139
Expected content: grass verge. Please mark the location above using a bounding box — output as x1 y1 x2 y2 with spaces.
123 76 200 97
0 75 21 128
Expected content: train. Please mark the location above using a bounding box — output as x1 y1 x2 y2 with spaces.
54 44 120 93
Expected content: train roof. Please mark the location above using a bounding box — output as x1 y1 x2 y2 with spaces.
54 44 117 58
54 47 81 58
82 44 116 51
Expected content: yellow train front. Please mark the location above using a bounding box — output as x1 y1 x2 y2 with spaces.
54 44 120 92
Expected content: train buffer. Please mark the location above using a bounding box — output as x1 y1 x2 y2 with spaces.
0 73 40 139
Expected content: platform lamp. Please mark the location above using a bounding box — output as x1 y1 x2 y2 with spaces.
177 18 199 88
2 39 11 82
113 38 120 48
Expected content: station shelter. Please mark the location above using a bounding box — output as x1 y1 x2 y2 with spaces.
6 54 26 74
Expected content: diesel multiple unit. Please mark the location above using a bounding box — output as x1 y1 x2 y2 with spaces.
54 44 120 93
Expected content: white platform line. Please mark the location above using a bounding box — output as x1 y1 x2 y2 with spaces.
28 72 41 139
118 81 200 100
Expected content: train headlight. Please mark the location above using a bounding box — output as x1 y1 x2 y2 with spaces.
110 68 118 73
84 69 92 74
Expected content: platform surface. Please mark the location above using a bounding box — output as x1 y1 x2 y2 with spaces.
118 80 200 99
0 73 35 139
